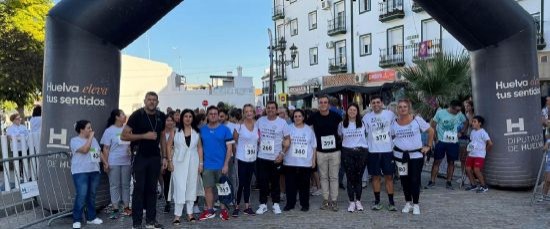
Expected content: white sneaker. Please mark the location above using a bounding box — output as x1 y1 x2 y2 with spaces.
347 202 356 213
311 189 322 196
412 204 421 215
255 204 268 215
402 202 412 213
362 181 368 188
72 222 81 229
272 203 282 214
355 201 364 211
86 218 103 224
193 205 201 214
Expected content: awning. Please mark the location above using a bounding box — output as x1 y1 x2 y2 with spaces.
289 93 313 101
315 82 407 96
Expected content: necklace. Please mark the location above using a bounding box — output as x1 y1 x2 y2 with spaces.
146 112 157 132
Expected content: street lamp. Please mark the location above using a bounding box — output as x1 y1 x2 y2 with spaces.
275 37 298 95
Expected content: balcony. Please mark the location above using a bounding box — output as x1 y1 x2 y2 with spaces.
537 32 547 50
412 39 442 63
327 15 346 36
411 2 424 13
379 46 405 68
329 57 347 74
379 0 405 22
272 5 284 20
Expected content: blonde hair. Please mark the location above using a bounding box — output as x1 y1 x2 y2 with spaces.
397 98 414 115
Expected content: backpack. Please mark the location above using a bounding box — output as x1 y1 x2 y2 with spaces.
217 175 235 206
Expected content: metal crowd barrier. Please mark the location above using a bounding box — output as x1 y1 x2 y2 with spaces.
0 150 74 228
531 150 549 205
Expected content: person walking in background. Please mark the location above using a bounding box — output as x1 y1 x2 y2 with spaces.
70 120 103 229
284 109 317 212
391 99 434 215
29 105 42 133
232 104 258 217
161 114 176 213
168 109 204 224
306 95 342 212
101 109 132 219
121 92 166 229
338 103 369 213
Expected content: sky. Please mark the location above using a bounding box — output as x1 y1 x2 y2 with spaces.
121 0 272 87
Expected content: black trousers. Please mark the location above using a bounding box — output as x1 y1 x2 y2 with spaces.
256 158 281 204
284 166 311 209
399 158 424 204
162 170 171 202
236 160 255 205
341 148 368 201
132 155 161 226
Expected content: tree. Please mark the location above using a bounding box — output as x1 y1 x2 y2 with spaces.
399 52 471 119
0 0 52 118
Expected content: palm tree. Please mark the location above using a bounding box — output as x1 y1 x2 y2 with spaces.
399 52 471 119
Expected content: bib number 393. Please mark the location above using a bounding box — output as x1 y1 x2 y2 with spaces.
291 144 308 158
260 140 275 154
321 135 336 150
89 147 100 163
216 181 231 196
396 161 408 176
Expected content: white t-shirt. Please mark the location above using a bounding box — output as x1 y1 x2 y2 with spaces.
6 124 29 151
235 123 259 162
391 116 430 159
100 125 131 166
338 122 368 148
363 110 395 153
70 136 101 174
468 128 490 158
257 116 290 161
29 116 42 133
284 124 316 167
225 122 237 134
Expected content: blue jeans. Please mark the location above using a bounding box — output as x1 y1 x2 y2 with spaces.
72 171 100 222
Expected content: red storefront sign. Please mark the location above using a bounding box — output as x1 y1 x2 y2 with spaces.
367 70 396 82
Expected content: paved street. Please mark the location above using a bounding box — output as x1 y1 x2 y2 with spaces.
30 168 549 229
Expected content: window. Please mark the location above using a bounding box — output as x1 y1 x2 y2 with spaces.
359 0 370 13
421 18 440 41
308 11 317 30
290 19 298 36
277 24 284 41
359 34 371 56
292 51 299 68
387 26 404 51
309 47 318 65
335 40 346 65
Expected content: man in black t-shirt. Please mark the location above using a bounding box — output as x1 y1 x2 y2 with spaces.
306 95 342 212
122 92 166 229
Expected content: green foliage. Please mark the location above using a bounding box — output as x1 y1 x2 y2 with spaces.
399 52 471 119
0 0 52 116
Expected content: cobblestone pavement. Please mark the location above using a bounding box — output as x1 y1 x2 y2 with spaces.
30 170 550 229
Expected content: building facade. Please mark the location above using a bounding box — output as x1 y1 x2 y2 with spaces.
271 0 549 108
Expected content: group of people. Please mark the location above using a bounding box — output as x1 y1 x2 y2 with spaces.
67 91 494 229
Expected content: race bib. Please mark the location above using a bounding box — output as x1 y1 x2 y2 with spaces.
244 144 257 160
321 135 336 150
291 144 308 158
373 131 390 143
466 142 474 152
216 181 231 196
260 139 275 154
117 133 130 145
443 131 458 143
396 161 408 176
89 147 101 163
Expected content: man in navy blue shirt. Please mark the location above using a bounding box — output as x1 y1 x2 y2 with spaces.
198 106 234 221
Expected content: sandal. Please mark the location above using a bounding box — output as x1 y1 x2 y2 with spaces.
188 217 196 223
172 219 181 226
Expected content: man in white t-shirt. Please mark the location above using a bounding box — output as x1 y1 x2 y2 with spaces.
363 95 397 211
255 101 290 215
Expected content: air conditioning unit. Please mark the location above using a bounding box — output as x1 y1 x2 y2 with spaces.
326 41 334 49
321 0 331 10
355 74 364 84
